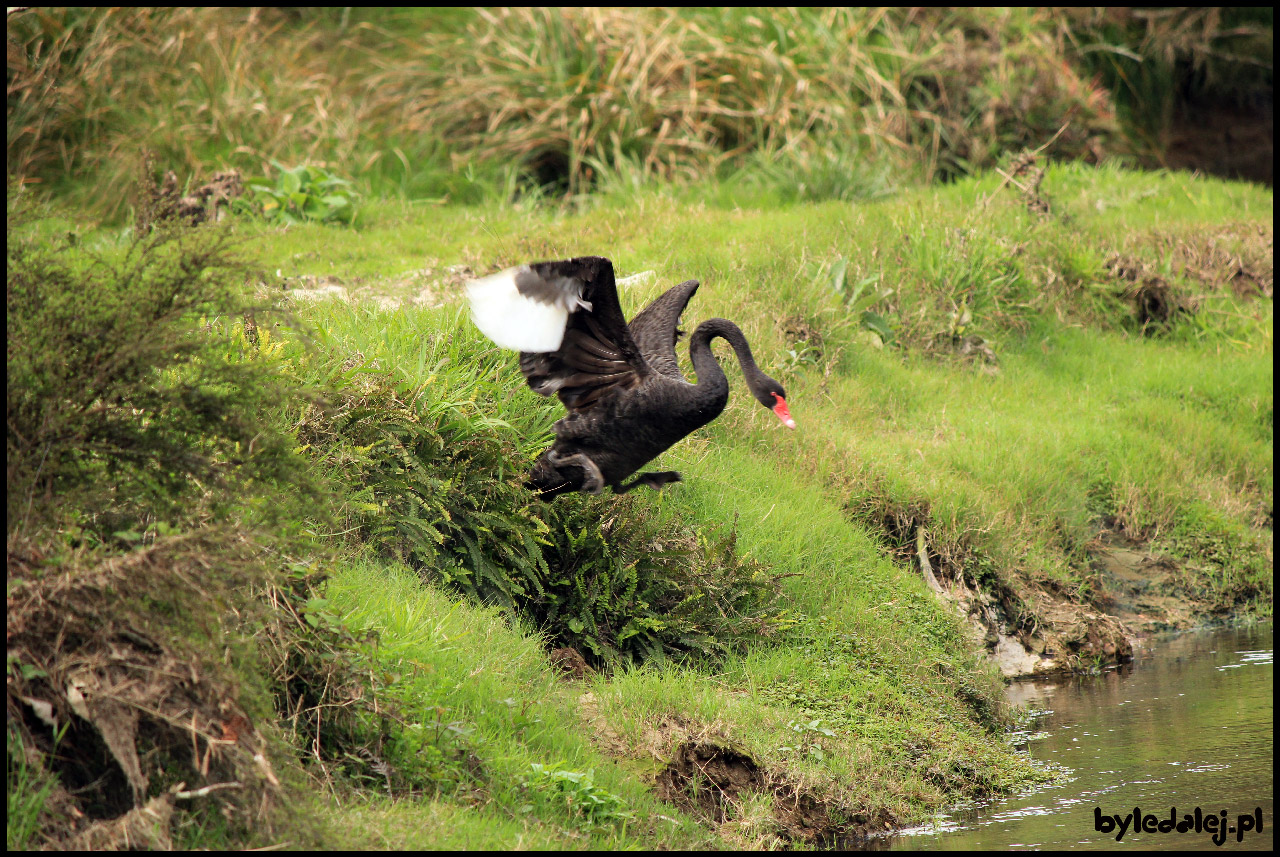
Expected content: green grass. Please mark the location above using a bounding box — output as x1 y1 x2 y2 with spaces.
254 163 1264 843
253 163 1270 571
320 558 715 849
7 729 62 851
8 160 1270 848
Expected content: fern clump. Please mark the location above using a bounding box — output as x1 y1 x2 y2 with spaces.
536 500 794 663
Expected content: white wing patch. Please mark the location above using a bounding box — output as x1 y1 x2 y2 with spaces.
466 267 570 352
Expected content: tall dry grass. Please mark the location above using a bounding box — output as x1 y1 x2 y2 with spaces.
7 8 383 213
383 7 1118 193
4 7 1186 216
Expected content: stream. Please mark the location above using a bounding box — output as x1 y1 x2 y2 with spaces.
884 623 1273 851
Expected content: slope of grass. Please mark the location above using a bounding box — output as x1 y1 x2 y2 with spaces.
255 162 1270 589
318 558 716 849
240 160 1269 630
251 163 1265 844
9 162 1270 848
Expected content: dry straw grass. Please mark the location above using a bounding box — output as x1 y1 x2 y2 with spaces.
389 7 1117 192
8 8 370 213
8 7 1128 213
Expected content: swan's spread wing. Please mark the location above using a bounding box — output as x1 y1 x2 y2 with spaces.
466 265 591 351
627 279 700 380
466 256 649 412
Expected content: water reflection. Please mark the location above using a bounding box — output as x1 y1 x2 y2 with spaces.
883 624 1273 851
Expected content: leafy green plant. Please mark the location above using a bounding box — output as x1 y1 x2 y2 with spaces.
237 162 358 225
535 507 796 664
828 257 895 343
777 718 837 763
782 340 824 372
525 762 634 826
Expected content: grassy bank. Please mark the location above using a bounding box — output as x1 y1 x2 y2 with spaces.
277 162 1269 846
8 6 1273 848
13 159 1270 848
255 160 1271 604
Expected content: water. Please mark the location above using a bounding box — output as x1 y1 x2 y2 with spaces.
887 623 1273 851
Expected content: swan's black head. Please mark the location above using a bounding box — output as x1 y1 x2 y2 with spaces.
752 376 796 429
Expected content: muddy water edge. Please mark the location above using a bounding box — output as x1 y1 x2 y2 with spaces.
870 623 1273 851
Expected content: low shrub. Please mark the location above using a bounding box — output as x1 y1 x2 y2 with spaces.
235 162 359 226
6 191 305 539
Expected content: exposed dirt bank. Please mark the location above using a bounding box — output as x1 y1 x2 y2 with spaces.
577 693 896 848
929 523 1264 680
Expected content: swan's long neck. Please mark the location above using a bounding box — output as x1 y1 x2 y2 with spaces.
689 318 770 406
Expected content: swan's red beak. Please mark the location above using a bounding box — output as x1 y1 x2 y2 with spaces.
771 393 796 429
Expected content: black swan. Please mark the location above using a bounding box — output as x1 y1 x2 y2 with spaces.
466 255 795 498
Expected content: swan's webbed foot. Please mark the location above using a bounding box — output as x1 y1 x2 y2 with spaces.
614 471 682 494
547 450 605 494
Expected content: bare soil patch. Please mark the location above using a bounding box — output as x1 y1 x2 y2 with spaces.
577 692 893 846
1089 536 1197 633
1104 220 1273 330
1106 253 1197 329
846 495 1136 678
281 262 474 311
548 646 595 680
654 739 897 845
1150 223 1274 300
855 490 1254 679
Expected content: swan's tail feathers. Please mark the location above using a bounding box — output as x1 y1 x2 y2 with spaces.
466 266 572 352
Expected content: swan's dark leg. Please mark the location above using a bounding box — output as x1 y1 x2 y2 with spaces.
547 450 604 494
614 471 682 494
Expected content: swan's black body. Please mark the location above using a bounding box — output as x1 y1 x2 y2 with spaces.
469 255 793 498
